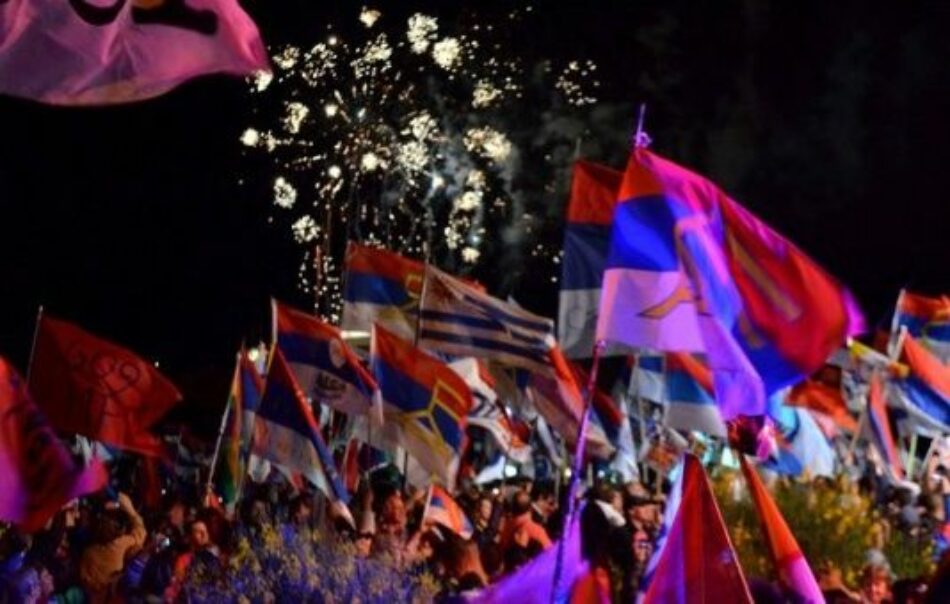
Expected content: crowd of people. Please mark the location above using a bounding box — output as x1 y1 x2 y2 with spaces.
1 440 950 604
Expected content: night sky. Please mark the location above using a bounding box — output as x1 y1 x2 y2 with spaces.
0 1 947 434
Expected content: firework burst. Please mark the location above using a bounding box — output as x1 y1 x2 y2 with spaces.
241 6 607 320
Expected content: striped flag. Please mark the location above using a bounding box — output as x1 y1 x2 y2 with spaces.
664 352 727 437
252 349 352 521
890 333 950 435
273 300 378 417
370 324 473 489
454 357 533 464
889 290 950 361
558 160 622 358
419 265 557 375
342 242 425 340
424 485 474 539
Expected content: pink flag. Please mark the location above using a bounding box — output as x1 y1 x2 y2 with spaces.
0 0 269 105
0 357 107 533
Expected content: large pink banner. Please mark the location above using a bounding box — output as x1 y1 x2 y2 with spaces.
0 0 269 105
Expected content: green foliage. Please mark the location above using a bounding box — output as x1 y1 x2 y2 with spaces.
712 470 934 589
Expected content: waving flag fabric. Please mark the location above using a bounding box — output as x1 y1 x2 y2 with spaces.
630 352 666 403
740 456 823 603
0 358 107 533
787 364 858 432
528 349 615 460
29 314 181 457
370 324 473 489
559 160 623 358
424 485 474 539
419 265 557 375
252 349 351 516
664 352 727 437
215 348 263 506
274 300 378 417
451 358 531 463
0 0 268 105
640 453 753 604
342 242 426 340
867 372 904 481
597 149 863 421
892 334 950 434
889 290 950 361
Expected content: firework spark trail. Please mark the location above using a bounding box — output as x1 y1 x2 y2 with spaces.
241 5 606 319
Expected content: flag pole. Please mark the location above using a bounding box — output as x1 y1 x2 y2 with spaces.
550 339 605 603
206 397 233 503
26 305 44 383
206 354 240 502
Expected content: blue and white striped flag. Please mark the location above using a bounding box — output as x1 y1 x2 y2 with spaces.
419 266 556 374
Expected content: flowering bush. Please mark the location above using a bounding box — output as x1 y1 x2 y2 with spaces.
179 525 439 603
712 470 934 588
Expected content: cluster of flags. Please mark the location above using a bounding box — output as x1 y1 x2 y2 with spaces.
0 23 947 592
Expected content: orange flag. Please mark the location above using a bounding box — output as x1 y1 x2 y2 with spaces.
29 315 181 456
740 456 823 603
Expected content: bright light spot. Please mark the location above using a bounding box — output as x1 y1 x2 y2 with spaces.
283 102 310 134
292 215 319 243
328 35 339 46
360 152 381 172
324 103 339 117
273 177 297 208
503 464 517 478
461 246 481 263
359 7 381 28
251 70 273 92
240 128 260 147
407 14 438 54
328 165 342 179
247 348 260 362
432 37 462 70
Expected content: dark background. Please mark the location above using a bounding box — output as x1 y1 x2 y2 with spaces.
1 1 947 434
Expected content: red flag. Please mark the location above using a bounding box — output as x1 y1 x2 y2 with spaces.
29 315 182 457
642 454 753 604
0 357 107 532
740 456 823 602
0 0 269 105
787 365 858 432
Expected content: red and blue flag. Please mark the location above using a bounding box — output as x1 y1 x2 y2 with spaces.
274 299 377 417
597 149 864 419
558 160 622 358
252 349 352 516
341 242 425 340
370 324 473 488
890 290 950 361
664 352 727 437
892 333 950 434
424 484 474 539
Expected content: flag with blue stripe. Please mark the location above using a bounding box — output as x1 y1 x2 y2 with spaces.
252 349 351 515
419 265 557 375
